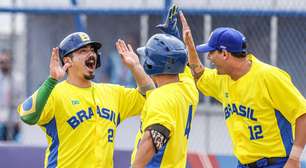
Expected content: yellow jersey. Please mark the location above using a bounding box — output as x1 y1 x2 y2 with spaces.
19 81 145 168
131 67 199 167
197 54 306 164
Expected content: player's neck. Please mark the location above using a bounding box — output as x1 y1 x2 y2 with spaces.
228 59 252 81
67 75 91 88
153 74 179 87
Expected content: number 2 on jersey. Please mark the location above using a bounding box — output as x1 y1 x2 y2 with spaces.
184 105 193 139
108 128 114 142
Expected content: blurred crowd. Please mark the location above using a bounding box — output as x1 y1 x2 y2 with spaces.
0 49 23 142
100 35 137 88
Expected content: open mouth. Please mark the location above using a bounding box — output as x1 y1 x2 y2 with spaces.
85 56 96 70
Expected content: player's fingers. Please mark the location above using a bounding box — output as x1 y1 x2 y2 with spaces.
179 11 187 27
54 47 60 63
51 48 58 65
50 48 55 67
179 11 190 30
117 39 124 52
55 47 59 58
115 41 121 52
115 41 125 58
116 40 124 58
50 48 60 71
119 39 128 52
127 44 134 52
117 40 126 54
62 62 72 72
51 48 55 59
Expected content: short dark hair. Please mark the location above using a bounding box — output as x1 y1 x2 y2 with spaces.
230 41 247 58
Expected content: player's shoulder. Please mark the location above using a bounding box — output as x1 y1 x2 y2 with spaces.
51 81 121 93
95 82 122 90
52 80 66 91
251 55 290 80
146 82 199 111
262 63 289 79
145 87 174 111
147 84 172 99
147 82 186 102
94 82 136 93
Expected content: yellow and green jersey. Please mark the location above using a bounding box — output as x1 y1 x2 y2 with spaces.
18 81 145 168
197 54 306 164
131 67 199 167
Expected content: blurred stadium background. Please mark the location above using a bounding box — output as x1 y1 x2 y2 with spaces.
0 0 305 167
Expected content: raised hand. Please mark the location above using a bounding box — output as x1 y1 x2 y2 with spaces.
49 47 71 80
156 4 180 39
179 10 204 79
179 11 196 50
115 39 140 70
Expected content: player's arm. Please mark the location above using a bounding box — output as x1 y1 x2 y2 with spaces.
179 11 205 81
116 39 155 95
18 77 57 125
132 124 170 168
18 48 71 125
264 69 306 167
285 113 306 168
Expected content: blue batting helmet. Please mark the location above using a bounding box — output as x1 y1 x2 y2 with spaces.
58 32 102 68
137 33 187 76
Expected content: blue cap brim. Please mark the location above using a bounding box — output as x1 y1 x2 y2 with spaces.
196 43 216 53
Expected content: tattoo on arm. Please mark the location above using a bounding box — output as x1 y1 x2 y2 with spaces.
138 83 156 96
189 64 204 80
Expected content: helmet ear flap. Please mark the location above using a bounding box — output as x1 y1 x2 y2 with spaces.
96 52 102 68
60 58 65 66
143 57 152 74
58 47 65 66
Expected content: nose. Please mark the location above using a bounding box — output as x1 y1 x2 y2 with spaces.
88 50 96 57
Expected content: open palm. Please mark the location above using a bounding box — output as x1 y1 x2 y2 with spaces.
49 47 71 80
115 39 140 70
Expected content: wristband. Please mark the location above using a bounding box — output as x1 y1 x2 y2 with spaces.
289 145 303 161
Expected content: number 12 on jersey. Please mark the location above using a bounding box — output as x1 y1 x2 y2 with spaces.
248 125 263 140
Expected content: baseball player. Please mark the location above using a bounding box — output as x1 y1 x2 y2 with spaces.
18 32 154 168
130 33 199 168
130 5 199 167
179 11 306 168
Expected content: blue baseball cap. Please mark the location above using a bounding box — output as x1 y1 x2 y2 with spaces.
196 27 246 53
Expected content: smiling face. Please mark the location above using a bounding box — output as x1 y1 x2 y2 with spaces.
207 50 229 75
64 44 97 80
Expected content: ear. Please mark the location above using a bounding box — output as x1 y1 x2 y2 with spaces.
63 56 72 64
223 50 229 60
